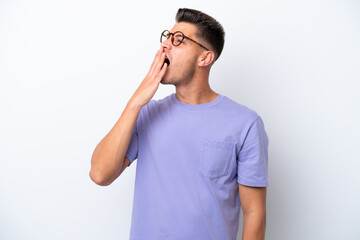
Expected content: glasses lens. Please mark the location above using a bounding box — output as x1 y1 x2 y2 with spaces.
172 32 184 46
161 30 170 43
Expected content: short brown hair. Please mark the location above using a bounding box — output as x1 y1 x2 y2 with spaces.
175 8 225 62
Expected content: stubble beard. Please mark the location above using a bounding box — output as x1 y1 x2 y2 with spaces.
161 64 196 87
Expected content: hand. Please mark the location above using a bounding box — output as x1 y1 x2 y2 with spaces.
128 46 168 108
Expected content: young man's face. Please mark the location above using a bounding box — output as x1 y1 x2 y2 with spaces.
160 22 208 86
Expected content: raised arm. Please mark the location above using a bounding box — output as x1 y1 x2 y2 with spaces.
89 103 141 186
89 46 168 186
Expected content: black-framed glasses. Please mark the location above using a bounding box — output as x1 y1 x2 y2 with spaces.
160 30 209 51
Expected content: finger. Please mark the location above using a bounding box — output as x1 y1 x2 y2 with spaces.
148 48 161 73
157 62 168 82
155 52 166 72
149 51 166 77
149 48 164 75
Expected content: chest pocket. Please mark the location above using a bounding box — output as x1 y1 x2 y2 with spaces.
199 140 234 179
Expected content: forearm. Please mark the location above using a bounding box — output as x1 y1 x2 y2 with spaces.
89 99 142 185
90 47 167 186
242 211 266 240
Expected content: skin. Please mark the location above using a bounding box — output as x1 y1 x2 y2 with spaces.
90 21 266 240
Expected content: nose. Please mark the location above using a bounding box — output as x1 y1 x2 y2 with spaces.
161 37 172 50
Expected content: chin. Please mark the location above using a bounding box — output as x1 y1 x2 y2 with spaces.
160 73 173 85
160 78 173 85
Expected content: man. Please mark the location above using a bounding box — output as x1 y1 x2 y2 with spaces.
90 8 269 240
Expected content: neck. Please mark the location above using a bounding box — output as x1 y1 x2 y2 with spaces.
175 68 218 105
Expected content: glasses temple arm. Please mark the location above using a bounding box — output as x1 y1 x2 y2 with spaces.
184 36 209 51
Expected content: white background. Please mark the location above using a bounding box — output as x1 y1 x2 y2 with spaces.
1 0 359 239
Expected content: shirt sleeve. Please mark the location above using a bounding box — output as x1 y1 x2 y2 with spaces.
125 106 144 167
237 116 269 187
125 120 139 167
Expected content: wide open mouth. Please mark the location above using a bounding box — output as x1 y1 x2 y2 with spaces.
164 57 170 67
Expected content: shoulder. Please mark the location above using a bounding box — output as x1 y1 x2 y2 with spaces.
221 95 260 124
139 94 173 116
145 94 173 109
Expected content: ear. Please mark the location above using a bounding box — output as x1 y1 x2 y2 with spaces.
198 51 215 67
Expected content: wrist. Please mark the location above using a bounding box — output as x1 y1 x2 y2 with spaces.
126 98 143 111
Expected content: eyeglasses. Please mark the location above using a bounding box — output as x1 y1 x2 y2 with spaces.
160 30 209 51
